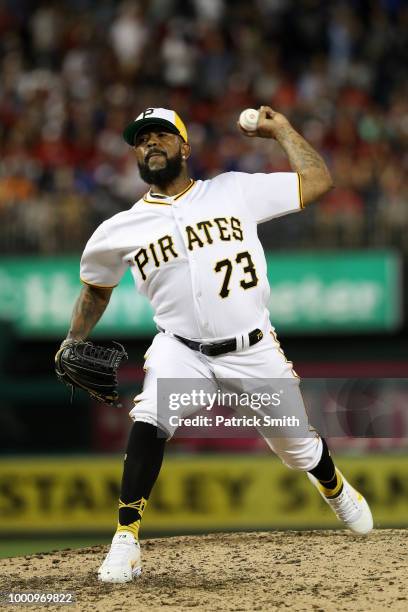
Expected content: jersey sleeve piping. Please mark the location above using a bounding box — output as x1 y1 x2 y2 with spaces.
80 277 118 289
297 172 304 209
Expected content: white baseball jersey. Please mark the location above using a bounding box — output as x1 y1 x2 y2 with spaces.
80 171 303 340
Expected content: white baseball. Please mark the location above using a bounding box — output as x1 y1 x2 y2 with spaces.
239 108 259 132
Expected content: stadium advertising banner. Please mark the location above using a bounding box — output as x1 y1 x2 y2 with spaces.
0 251 401 336
0 455 406 534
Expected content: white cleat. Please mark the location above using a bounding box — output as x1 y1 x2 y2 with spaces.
98 531 142 583
307 469 373 535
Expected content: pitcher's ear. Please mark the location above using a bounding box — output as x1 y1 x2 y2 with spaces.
181 142 191 160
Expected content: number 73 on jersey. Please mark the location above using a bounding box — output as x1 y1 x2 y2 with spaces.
214 251 258 298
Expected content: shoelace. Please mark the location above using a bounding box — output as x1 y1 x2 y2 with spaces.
105 540 137 566
329 487 361 523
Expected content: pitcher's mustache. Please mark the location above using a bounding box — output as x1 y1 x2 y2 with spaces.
146 149 167 161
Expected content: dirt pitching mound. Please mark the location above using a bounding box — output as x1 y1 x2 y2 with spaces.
0 531 406 611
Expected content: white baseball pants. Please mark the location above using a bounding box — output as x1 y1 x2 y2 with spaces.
129 327 322 471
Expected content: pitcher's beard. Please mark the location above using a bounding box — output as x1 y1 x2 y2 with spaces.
138 151 183 189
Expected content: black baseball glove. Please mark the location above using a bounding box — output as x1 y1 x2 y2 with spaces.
55 340 128 406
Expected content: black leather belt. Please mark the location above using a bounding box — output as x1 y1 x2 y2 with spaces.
159 327 264 357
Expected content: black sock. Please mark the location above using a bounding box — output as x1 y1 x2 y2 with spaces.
116 421 166 539
309 438 343 497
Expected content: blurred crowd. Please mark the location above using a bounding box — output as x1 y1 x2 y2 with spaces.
0 0 407 254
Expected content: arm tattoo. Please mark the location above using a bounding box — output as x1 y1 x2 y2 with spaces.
275 124 333 204
67 285 112 341
277 125 326 173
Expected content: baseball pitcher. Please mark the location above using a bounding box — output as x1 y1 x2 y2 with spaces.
58 106 373 583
